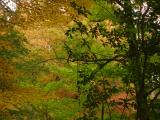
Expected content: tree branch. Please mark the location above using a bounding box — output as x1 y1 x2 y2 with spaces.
150 90 160 108
83 54 126 81
145 85 160 97
114 0 124 8
72 54 126 63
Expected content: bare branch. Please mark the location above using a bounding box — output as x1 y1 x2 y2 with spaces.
72 54 126 63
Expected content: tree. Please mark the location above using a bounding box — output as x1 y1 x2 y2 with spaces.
65 0 160 120
0 1 28 91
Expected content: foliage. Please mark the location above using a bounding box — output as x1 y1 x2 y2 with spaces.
5 99 80 120
65 0 160 120
65 10 126 120
89 0 115 22
0 0 29 91
1 0 160 119
0 30 28 90
0 0 94 120
0 31 28 59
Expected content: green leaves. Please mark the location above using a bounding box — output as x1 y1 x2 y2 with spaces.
70 1 91 17
0 31 28 60
90 0 116 22
65 0 160 119
64 6 126 119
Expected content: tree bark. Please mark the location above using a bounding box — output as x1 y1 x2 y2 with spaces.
129 50 149 120
136 90 149 120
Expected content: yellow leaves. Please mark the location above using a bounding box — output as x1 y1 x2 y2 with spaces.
0 87 57 112
104 20 114 32
0 58 15 90
5 104 19 111
39 72 60 84
0 31 13 50
0 40 13 50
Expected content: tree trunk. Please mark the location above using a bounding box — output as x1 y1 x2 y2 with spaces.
129 54 149 120
101 102 104 120
136 90 149 120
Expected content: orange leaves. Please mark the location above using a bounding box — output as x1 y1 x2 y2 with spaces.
55 88 78 99
0 58 15 90
0 40 13 50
